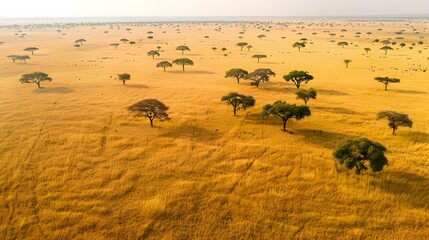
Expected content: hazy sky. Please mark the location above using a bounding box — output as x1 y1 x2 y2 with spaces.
1 0 428 18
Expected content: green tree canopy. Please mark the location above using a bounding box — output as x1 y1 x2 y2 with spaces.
374 76 400 91
252 54 267 63
334 138 388 174
172 58 194 71
225 68 248 84
244 68 276 87
295 88 317 105
128 99 170 127
283 70 314 89
176 45 191 54
156 61 173 71
117 73 131 85
221 92 255 116
262 100 311 131
19 72 52 88
377 111 413 135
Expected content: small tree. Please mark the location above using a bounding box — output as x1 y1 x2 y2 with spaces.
257 34 267 39
19 72 52 88
120 38 129 44
283 70 314 89
221 92 255 116
344 59 352 68
244 68 276 87
295 88 317 105
225 68 248 84
176 45 191 54
293 42 305 51
7 55 19 63
247 45 253 51
24 47 39 55
374 76 400 91
128 99 170 127
377 111 413 135
236 42 249 51
147 50 160 59
75 39 86 46
262 101 311 131
252 54 267 63
337 42 349 48
364 48 371 54
212 47 217 52
334 138 388 174
117 73 131 85
129 41 136 45
221 47 228 52
380 46 393 55
172 58 194 71
111 43 120 50
156 61 173 71
17 55 30 64
74 44 81 50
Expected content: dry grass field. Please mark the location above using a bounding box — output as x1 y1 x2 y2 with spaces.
0 18 428 239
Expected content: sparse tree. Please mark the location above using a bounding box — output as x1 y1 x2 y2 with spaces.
74 44 81 50
24 47 39 55
172 58 194 71
221 47 228 52
221 92 255 116
380 46 394 55
295 88 317 105
111 43 120 50
156 61 173 71
257 34 267 39
120 38 129 44
176 45 191 54
19 72 52 88
16 55 30 64
147 50 160 59
375 76 400 91
364 48 371 54
283 70 314 89
334 138 388 174
262 100 311 131
252 54 267 63
212 47 217 52
377 111 412 135
128 99 170 127
225 68 248 84
129 41 136 45
293 42 305 51
344 59 352 68
337 41 349 48
117 73 131 85
7 55 19 63
247 45 253 51
75 39 86 45
244 68 276 87
236 42 249 51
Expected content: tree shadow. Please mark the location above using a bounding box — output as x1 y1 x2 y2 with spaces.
33 87 74 93
161 124 220 142
245 113 281 126
391 89 427 95
371 171 429 209
168 70 215 75
296 129 355 148
402 130 429 143
125 84 148 89
313 106 364 115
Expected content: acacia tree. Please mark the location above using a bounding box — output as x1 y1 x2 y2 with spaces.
344 59 352 68
364 48 371 54
74 44 81 50
111 43 120 50
147 50 160 59
252 54 267 63
283 70 314 89
293 42 305 51
75 39 86 46
295 88 317 105
377 111 412 135
120 38 129 44
19 72 52 88
244 68 276 87
7 55 19 63
262 100 311 131
375 76 400 91
225 68 248 84
176 45 191 54
117 73 131 85
156 61 173 71
337 41 349 48
247 45 253 51
16 55 30 64
236 42 249 51
128 99 170 127
212 47 217 52
380 46 393 55
334 138 388 174
24 47 39 55
221 92 255 116
172 58 194 71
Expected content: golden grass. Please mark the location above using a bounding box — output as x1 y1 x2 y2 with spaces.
0 19 428 239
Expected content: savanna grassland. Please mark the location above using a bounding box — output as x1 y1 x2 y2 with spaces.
0 18 428 239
